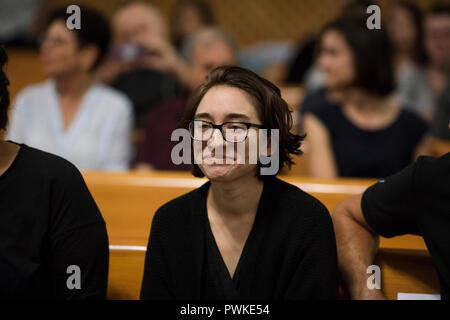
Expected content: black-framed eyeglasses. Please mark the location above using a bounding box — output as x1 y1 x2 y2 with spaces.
188 120 264 143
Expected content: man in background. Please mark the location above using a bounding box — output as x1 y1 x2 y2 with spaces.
98 1 190 129
135 27 237 171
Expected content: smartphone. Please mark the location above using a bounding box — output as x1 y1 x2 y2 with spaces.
111 44 152 61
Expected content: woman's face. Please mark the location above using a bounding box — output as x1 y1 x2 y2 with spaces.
39 20 84 77
318 30 355 90
387 6 417 54
193 85 262 183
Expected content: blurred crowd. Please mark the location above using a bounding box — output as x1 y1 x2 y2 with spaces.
1 0 449 178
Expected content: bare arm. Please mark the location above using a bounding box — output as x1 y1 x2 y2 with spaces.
332 194 385 300
302 113 338 178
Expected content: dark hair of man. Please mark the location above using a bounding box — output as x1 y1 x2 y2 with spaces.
180 65 305 178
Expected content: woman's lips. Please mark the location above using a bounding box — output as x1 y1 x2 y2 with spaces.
202 156 235 164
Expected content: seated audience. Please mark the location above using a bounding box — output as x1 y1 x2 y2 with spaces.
135 27 237 171
386 1 434 119
7 6 133 171
170 0 215 51
423 4 450 120
140 66 338 300
301 18 429 179
101 1 182 129
0 46 109 299
332 151 450 299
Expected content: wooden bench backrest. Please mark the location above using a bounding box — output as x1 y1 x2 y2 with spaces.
82 171 438 300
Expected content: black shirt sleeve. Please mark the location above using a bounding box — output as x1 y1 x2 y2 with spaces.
140 208 173 300
47 161 109 299
361 162 421 238
285 201 338 299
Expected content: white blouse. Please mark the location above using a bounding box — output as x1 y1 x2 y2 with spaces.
7 80 133 171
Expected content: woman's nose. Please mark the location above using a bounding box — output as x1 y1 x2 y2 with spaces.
208 128 226 147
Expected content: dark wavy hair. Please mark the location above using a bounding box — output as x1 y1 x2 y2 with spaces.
180 65 305 177
320 17 396 96
0 46 10 131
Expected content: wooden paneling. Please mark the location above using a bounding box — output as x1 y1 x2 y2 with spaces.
108 248 146 300
40 0 438 46
4 48 44 100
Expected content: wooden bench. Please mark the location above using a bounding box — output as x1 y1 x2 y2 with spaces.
82 171 439 300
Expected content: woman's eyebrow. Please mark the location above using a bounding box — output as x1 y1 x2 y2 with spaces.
194 113 213 120
194 113 251 122
224 113 251 121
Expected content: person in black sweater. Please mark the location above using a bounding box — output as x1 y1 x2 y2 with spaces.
0 47 108 299
140 66 338 300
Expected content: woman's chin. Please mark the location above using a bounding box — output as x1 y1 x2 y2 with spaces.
201 163 239 181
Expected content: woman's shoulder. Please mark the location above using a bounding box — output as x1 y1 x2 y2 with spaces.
152 182 209 225
14 80 53 104
397 108 429 133
267 178 334 239
301 88 338 113
300 89 341 129
271 177 330 220
13 144 86 186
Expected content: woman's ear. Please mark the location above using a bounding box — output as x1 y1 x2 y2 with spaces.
79 45 99 71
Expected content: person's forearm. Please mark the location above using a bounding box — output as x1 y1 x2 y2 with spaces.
332 203 381 299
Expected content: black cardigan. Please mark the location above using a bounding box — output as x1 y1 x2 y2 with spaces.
140 177 338 300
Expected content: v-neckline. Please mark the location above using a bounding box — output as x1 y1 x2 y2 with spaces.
202 179 268 283
48 80 95 143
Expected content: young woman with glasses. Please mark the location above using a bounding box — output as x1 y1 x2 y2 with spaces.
140 65 338 300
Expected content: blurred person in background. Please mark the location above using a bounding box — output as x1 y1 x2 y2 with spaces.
300 18 430 179
424 4 450 120
432 83 450 142
7 6 133 171
0 46 109 300
285 0 375 90
170 0 215 51
0 0 41 47
100 1 205 129
386 1 434 120
135 27 237 171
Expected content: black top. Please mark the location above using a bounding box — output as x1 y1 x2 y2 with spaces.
300 89 428 178
362 153 450 299
140 176 338 300
431 82 450 140
112 69 180 129
0 144 109 299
